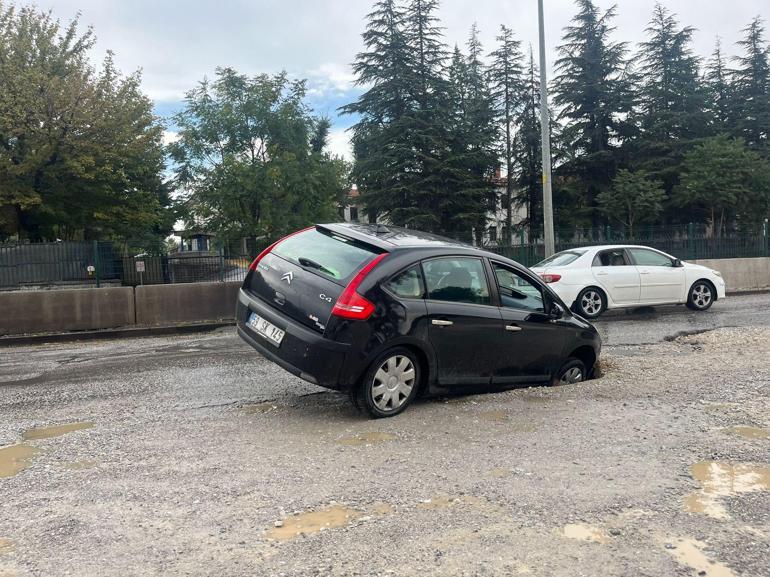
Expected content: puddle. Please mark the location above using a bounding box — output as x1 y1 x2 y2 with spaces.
63 460 99 471
489 467 509 478
481 410 509 422
666 538 735 577
0 445 42 479
724 426 769 440
684 461 770 519
562 524 610 544
337 432 397 446
21 422 94 441
0 539 13 555
267 505 362 540
243 402 279 415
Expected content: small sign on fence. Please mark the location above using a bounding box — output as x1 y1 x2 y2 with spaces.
135 261 145 273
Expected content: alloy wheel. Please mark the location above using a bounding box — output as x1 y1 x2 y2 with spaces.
580 291 603 316
371 355 416 412
560 367 584 384
691 284 712 309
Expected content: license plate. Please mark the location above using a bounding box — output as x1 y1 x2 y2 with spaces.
247 312 285 346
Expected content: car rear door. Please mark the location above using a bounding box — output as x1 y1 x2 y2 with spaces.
627 248 686 304
591 248 641 305
492 262 564 383
422 256 502 386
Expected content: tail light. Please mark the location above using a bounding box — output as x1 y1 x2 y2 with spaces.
249 226 314 271
540 273 562 283
331 253 388 320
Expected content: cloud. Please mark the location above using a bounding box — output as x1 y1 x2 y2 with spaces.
326 128 353 161
162 130 181 146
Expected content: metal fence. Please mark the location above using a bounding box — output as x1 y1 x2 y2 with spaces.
1 224 768 290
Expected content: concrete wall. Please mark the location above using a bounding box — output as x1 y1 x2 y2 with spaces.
0 287 135 336
692 257 770 293
134 282 240 326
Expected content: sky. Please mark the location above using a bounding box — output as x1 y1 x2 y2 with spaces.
32 0 770 159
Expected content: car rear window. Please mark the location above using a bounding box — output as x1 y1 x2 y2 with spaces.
272 228 381 283
535 250 585 267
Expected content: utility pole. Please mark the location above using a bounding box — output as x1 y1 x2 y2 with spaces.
538 0 555 257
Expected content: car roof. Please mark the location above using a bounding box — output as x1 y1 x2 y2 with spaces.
318 223 476 251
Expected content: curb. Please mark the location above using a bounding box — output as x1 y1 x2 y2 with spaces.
0 321 236 347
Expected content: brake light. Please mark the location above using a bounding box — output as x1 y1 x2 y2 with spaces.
540 273 562 283
249 226 315 271
332 253 388 320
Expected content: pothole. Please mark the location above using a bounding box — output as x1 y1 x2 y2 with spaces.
21 422 94 441
267 505 363 540
665 538 735 577
684 461 770 519
562 523 611 544
0 445 42 479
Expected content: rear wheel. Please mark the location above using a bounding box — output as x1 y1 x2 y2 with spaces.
355 347 420 418
552 358 587 386
574 287 606 319
686 281 715 311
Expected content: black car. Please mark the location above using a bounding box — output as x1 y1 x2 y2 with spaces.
236 224 601 418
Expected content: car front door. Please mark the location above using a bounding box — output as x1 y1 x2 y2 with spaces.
591 248 641 305
628 248 686 303
492 262 565 384
422 256 502 386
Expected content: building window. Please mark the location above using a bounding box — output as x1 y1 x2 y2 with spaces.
349 206 359 221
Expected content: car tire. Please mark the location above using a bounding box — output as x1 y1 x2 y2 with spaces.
574 287 607 319
355 347 421 419
552 358 587 386
686 280 715 311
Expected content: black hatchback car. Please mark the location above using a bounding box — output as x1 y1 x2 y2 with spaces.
236 224 601 418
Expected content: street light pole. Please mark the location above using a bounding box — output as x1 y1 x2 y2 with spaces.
538 0 555 257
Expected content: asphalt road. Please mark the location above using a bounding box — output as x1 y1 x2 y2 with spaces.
1 292 769 576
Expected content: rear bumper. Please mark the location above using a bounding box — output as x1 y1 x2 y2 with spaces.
236 288 351 390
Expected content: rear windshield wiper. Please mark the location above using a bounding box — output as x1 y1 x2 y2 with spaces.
298 257 336 277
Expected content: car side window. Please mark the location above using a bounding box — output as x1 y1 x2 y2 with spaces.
383 265 424 299
593 249 629 267
629 248 673 267
422 258 491 305
493 263 545 313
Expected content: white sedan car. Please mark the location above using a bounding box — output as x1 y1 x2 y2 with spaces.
530 245 726 319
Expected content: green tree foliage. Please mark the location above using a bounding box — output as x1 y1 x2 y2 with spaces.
674 135 770 235
597 169 666 236
731 17 770 151
169 69 346 250
552 0 633 227
488 25 525 243
0 2 170 241
705 39 733 133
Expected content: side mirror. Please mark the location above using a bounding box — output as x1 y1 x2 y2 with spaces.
673 258 683 268
549 302 564 320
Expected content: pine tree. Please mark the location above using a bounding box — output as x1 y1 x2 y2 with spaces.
488 24 525 243
731 17 770 151
705 38 733 132
552 0 633 228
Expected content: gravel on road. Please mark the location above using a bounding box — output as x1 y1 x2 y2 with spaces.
1 295 769 577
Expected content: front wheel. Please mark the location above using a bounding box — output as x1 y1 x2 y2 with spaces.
686 281 715 311
355 348 421 418
574 287 606 319
552 358 587 386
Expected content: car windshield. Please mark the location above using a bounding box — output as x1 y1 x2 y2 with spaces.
535 250 586 268
272 228 381 283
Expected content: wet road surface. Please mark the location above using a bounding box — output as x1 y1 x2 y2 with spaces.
0 293 768 576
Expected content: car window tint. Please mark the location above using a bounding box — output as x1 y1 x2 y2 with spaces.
493 264 545 312
629 248 673 267
593 249 629 267
535 250 585 267
272 228 380 283
384 266 424 299
423 258 490 305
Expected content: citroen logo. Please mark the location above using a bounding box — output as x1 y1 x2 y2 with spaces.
281 271 294 284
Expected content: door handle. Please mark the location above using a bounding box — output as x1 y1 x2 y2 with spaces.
505 324 522 332
431 319 453 326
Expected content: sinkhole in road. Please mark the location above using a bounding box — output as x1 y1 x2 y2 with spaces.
684 461 770 519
